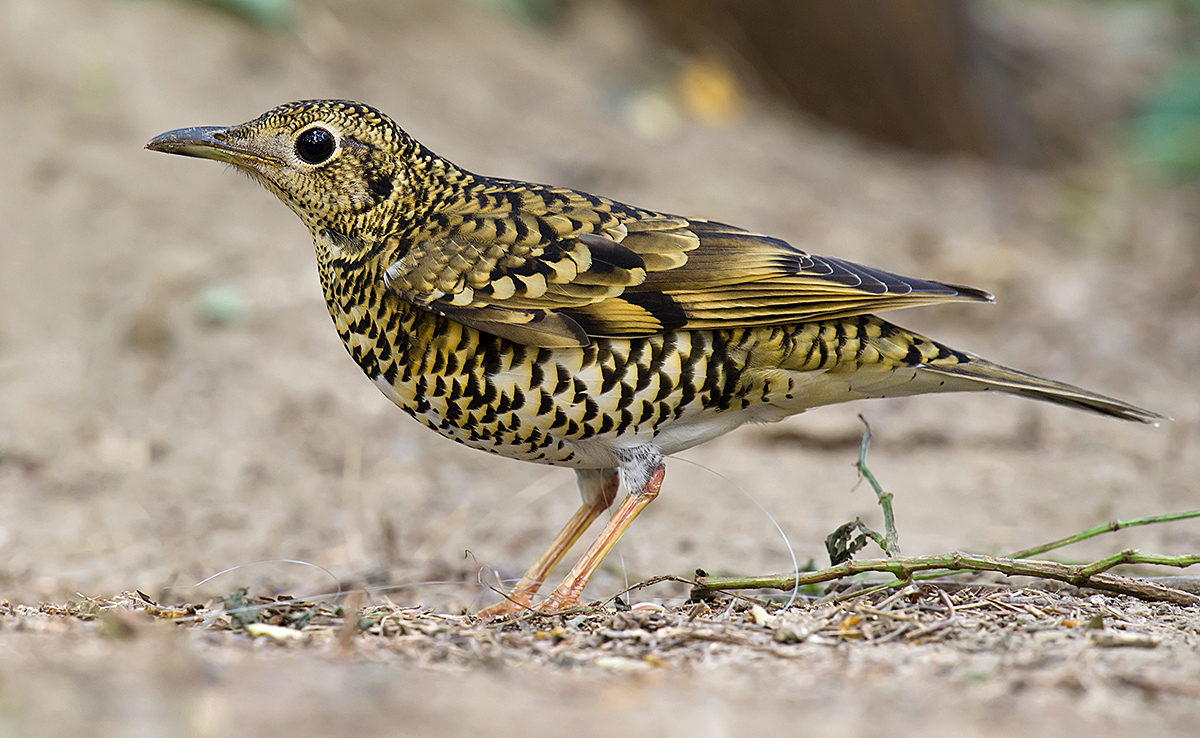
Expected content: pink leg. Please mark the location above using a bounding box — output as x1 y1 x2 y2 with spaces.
537 449 665 613
477 468 619 618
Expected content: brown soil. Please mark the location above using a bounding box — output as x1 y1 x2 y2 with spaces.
1 1 1197 735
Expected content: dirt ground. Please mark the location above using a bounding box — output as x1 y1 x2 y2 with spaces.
1 0 1198 735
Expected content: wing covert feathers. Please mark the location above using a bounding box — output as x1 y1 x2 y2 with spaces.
382 181 994 346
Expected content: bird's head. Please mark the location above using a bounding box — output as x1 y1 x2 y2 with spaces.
147 100 427 250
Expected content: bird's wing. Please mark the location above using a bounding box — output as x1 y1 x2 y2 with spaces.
382 183 992 347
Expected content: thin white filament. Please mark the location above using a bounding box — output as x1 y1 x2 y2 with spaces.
162 558 342 601
671 455 802 609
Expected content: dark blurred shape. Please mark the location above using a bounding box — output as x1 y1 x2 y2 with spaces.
638 0 1118 167
642 0 1031 162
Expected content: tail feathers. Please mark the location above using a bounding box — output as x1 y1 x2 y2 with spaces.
919 359 1165 424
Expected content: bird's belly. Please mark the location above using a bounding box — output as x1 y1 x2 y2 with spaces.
358 322 759 468
352 300 949 471
367 366 718 469
369 373 582 465
356 314 916 469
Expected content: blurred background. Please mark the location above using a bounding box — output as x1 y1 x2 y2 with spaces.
0 0 1197 610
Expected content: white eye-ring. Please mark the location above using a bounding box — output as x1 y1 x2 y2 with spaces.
295 125 337 164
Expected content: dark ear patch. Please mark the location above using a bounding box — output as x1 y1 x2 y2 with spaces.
367 174 393 201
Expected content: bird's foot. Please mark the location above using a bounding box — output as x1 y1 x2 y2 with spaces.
530 585 584 615
477 590 583 619
476 589 537 619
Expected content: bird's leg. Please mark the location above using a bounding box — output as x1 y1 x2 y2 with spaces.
477 468 619 618
537 447 665 613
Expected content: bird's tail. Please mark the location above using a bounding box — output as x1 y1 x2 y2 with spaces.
918 357 1164 424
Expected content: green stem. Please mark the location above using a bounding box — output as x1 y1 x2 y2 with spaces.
693 551 1200 606
1007 509 1200 560
855 415 900 557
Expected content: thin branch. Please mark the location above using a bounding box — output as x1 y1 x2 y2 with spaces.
692 551 1200 607
854 415 900 556
1007 509 1200 560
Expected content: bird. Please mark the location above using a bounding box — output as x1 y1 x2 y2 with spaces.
146 99 1161 617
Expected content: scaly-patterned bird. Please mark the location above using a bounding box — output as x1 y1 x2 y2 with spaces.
147 100 1160 616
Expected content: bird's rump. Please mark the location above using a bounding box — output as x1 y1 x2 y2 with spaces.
383 183 994 347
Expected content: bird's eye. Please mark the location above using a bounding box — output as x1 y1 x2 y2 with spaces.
295 127 335 164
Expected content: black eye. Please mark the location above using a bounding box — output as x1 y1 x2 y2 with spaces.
295 127 335 164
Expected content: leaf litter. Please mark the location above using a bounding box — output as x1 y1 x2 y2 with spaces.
4 581 1196 682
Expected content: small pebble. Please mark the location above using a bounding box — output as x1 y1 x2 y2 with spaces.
1088 631 1159 649
245 623 305 641
749 604 774 627
630 602 666 613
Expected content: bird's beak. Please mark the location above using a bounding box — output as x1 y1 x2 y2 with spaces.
145 126 274 166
